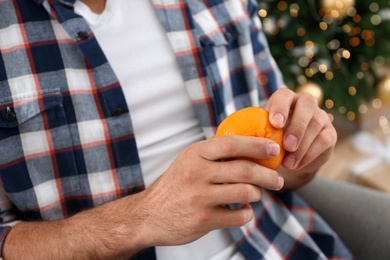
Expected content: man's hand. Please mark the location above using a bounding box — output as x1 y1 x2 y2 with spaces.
265 88 337 189
137 135 284 247
3 136 284 259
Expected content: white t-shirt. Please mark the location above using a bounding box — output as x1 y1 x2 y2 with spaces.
74 1 244 259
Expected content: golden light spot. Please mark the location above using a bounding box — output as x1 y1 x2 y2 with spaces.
339 106 347 114
297 75 307 85
298 57 310 67
305 40 314 48
359 104 368 114
331 10 340 18
374 56 385 66
360 62 369 71
335 0 344 9
342 50 351 59
328 113 334 122
305 68 315 77
379 116 389 128
372 98 382 109
347 111 356 121
371 14 382 25
297 28 306 36
285 40 295 50
349 37 360 47
290 3 299 17
325 99 334 109
319 64 328 73
369 3 379 12
328 39 340 50
306 50 315 59
319 22 328 30
343 24 352 33
290 10 298 16
379 116 390 134
361 30 374 41
356 71 364 79
325 71 334 80
348 86 357 96
258 9 267 18
277 1 288 11
353 14 361 23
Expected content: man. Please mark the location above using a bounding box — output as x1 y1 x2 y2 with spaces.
0 0 352 259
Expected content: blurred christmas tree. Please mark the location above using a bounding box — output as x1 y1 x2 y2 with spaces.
257 0 390 121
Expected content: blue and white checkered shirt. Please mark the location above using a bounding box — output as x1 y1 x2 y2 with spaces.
0 0 352 258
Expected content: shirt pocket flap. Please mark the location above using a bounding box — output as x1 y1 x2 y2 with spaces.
0 89 62 128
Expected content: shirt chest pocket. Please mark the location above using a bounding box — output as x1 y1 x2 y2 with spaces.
0 89 79 214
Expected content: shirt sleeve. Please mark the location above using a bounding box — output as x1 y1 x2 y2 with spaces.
247 0 287 95
0 185 22 255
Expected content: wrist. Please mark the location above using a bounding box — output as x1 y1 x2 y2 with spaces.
63 192 153 259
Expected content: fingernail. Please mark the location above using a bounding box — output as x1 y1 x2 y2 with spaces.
284 134 298 151
284 154 296 168
273 113 284 127
277 176 284 190
267 142 280 156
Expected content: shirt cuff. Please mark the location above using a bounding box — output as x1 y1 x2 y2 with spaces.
0 221 22 258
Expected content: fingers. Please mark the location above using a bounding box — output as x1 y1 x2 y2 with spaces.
195 137 284 190
211 183 263 205
212 204 255 229
199 135 281 162
283 108 325 166
198 204 256 231
265 88 296 129
290 126 336 170
210 159 283 191
266 88 337 171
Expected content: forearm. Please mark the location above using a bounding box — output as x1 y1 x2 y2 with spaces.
2 194 149 260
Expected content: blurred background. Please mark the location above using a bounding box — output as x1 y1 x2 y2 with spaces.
257 0 390 193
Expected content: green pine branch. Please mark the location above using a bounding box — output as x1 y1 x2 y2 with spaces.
258 0 390 118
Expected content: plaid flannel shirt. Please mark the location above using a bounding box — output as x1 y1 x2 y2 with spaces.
0 0 352 259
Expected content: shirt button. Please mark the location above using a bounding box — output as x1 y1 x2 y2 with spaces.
5 110 16 121
114 107 123 117
76 31 89 41
223 31 232 41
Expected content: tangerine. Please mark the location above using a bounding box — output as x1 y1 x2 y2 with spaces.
216 107 285 169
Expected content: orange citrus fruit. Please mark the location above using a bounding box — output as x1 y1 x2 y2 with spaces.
216 107 285 169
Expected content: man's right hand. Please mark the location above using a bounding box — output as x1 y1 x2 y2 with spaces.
135 135 284 248
2 136 283 260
